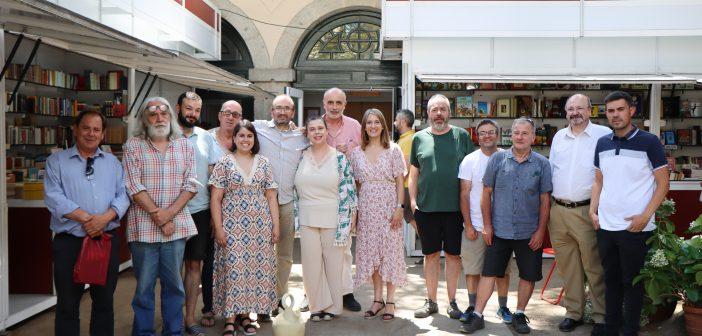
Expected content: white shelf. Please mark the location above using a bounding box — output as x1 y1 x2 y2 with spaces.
6 294 57 328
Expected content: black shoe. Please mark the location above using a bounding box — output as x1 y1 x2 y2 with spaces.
459 313 484 334
558 318 584 332
343 293 362 312
590 323 606 336
512 313 531 334
271 299 284 317
257 313 271 323
447 300 462 319
414 258 424 265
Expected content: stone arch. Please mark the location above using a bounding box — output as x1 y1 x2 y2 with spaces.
214 0 271 68
271 0 380 69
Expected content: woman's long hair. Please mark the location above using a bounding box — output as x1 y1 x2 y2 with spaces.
360 108 390 150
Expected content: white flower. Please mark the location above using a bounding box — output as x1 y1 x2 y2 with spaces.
649 249 668 268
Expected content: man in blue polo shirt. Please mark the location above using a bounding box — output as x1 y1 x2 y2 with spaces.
590 91 669 336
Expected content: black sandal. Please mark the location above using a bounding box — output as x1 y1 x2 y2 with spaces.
382 302 396 321
364 300 386 319
222 322 236 336
236 315 257 336
310 312 325 322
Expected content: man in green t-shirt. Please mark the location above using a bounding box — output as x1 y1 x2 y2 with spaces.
409 94 474 319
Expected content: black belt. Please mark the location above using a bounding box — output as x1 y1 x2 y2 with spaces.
552 197 590 208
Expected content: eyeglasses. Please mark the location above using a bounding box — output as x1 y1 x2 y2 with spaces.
478 130 497 137
273 106 293 112
145 104 169 112
220 110 242 118
566 107 588 113
86 157 95 178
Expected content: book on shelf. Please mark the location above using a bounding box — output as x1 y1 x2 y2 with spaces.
496 98 511 118
5 63 124 90
476 101 490 117
677 129 692 145
6 125 72 146
663 130 676 145
516 96 534 117
455 96 474 117
662 96 681 118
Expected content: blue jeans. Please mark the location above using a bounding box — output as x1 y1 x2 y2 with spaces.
129 239 186 336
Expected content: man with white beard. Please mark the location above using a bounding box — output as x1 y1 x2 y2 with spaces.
123 97 198 335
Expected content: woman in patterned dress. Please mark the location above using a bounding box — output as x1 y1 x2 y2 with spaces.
209 120 280 336
294 116 357 322
350 109 407 321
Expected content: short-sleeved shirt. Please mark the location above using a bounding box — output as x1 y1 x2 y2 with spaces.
410 126 474 212
458 148 504 231
185 127 221 214
482 149 553 240
324 114 362 154
398 130 415 187
123 137 199 243
594 127 667 232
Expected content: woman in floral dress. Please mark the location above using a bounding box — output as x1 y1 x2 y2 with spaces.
209 120 280 336
350 109 407 321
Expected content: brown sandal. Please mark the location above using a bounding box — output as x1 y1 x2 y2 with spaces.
364 300 385 319
382 302 396 321
200 311 215 327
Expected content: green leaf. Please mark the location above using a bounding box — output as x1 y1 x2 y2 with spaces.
697 272 702 286
687 288 701 303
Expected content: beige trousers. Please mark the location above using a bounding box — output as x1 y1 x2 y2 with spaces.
275 202 295 298
548 203 606 323
300 225 345 314
341 241 354 295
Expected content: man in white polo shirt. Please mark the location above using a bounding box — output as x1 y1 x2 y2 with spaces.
590 91 669 336
549 94 611 333
457 119 513 325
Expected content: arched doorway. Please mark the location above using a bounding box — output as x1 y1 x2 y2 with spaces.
293 11 401 125
201 20 255 125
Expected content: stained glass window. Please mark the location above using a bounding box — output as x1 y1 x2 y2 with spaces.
307 22 380 61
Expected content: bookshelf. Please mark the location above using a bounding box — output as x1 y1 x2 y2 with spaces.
415 80 702 181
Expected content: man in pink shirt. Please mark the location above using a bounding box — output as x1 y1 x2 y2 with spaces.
321 87 362 311
323 87 362 155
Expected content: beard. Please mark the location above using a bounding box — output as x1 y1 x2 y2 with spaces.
430 119 448 132
148 124 170 139
178 112 199 128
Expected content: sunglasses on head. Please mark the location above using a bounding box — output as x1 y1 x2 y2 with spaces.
145 104 169 112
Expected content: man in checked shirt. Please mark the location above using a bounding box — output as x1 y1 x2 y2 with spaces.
123 96 198 336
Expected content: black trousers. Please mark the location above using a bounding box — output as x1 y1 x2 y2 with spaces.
53 231 120 336
596 229 651 336
201 232 214 314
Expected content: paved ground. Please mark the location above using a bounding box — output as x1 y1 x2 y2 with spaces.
6 239 685 335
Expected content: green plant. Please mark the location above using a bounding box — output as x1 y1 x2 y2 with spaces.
634 199 702 318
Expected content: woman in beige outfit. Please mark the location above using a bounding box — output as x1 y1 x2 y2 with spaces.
294 116 357 322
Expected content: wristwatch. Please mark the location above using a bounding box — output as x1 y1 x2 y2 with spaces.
396 203 403 209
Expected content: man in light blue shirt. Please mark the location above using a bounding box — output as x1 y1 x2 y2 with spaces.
253 94 308 319
44 110 129 336
175 91 221 334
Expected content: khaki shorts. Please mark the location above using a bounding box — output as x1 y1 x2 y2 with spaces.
460 230 513 275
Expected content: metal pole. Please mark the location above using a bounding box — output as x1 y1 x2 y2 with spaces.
7 38 41 106
0 34 24 81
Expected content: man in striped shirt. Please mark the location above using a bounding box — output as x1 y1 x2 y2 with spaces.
123 96 198 335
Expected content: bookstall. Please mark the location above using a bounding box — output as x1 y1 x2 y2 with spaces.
0 0 270 329
381 0 702 256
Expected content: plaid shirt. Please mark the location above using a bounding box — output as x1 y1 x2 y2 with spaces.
123 137 198 243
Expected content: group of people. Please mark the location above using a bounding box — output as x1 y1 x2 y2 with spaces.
45 86 667 336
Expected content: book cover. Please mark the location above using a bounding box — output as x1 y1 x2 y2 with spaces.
664 130 676 145
455 96 474 118
476 101 490 117
677 129 692 145
516 96 534 117
496 98 511 118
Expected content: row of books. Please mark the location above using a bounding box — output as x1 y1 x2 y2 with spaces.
416 81 702 92
661 127 702 146
418 94 644 119
6 93 127 117
5 64 125 90
466 124 560 146
6 125 73 146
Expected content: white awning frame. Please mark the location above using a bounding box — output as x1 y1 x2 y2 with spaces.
0 0 272 97
416 74 702 84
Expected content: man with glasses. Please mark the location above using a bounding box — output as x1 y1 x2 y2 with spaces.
210 100 243 153
321 87 362 311
123 97 198 335
45 110 130 336
174 92 221 335
461 117 552 334
549 94 611 333
409 94 474 319
457 119 513 325
252 94 308 320
590 91 669 336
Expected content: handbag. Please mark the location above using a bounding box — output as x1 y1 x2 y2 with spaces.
73 233 112 286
